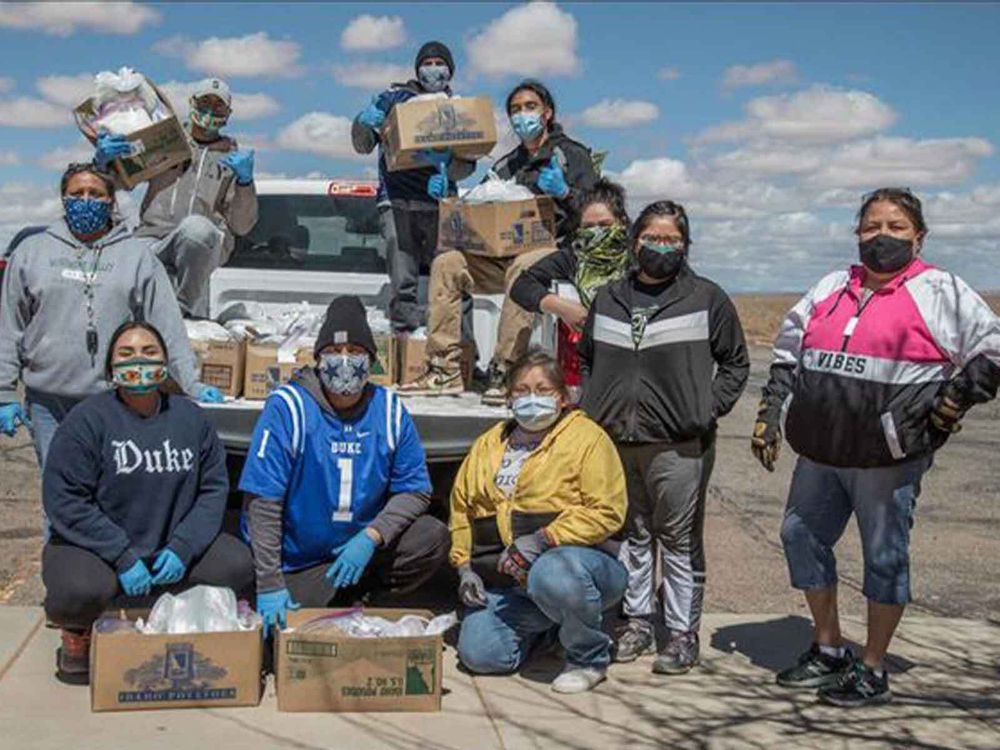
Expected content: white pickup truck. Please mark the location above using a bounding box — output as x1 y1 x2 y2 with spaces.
200 178 554 487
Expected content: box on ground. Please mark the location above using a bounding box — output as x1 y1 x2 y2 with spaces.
243 342 313 400
396 336 474 388
90 609 262 712
190 338 246 398
437 196 557 257
383 96 497 172
74 80 192 189
275 608 443 713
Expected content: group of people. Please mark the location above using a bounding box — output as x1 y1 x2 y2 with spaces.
0 38 996 713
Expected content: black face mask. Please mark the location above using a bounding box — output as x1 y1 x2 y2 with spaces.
637 242 685 280
858 234 915 274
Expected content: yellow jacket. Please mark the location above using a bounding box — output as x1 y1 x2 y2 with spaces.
449 409 626 569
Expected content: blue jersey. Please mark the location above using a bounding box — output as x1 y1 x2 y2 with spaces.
238 383 431 572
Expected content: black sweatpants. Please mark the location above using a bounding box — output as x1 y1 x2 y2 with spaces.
43 533 254 630
284 515 449 607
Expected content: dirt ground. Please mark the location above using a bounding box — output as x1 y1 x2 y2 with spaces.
1 344 998 622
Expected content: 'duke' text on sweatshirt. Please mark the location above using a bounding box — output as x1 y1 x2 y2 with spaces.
42 391 227 572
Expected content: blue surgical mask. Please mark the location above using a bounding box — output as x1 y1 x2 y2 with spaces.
511 394 560 432
418 64 451 93
63 197 112 236
318 353 370 396
510 112 545 142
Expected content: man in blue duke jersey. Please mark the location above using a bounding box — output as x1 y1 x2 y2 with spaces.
240 296 448 634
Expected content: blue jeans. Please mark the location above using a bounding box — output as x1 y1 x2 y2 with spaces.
25 390 83 473
457 546 627 673
780 455 931 605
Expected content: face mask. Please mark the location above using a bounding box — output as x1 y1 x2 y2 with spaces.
63 197 112 236
858 234 915 274
637 240 685 280
510 111 545 142
112 358 167 393
190 105 228 134
318 353 370 396
573 225 630 307
418 64 451 93
511 394 561 432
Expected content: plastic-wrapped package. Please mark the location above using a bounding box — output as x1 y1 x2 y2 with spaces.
293 609 457 638
137 586 262 634
461 171 536 204
93 613 138 634
183 319 233 342
90 67 168 135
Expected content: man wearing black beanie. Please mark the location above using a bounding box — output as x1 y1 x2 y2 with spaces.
351 41 481 336
238 295 449 635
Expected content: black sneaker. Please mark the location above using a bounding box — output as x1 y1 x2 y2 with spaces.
613 618 655 663
481 362 507 406
652 630 699 674
776 643 854 689
818 661 891 708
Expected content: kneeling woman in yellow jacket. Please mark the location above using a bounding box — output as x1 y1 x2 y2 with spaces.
450 349 627 694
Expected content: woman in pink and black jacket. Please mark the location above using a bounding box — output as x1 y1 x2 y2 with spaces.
752 188 1000 708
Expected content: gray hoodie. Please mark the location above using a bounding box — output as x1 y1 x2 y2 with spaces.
136 132 258 257
0 220 203 402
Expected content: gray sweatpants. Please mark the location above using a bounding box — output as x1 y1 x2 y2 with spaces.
617 439 716 633
153 215 226 318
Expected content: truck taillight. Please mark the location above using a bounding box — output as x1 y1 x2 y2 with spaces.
0 258 6 273
328 182 377 197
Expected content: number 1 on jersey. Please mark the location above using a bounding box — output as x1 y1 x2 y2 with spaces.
333 457 354 522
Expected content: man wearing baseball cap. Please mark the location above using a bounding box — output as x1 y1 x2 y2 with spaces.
95 77 258 318
352 41 480 336
238 295 449 635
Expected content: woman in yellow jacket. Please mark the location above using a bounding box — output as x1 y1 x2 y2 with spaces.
450 349 627 694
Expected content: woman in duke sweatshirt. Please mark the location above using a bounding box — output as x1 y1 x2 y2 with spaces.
0 163 221 475
41 321 253 685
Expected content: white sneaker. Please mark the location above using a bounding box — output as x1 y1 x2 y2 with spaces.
551 664 606 694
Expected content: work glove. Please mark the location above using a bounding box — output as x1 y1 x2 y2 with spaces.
150 548 186 586
118 559 153 597
750 398 782 472
426 164 449 200
325 530 378 590
497 530 550 582
537 157 569 199
457 563 487 609
0 402 30 437
95 132 132 169
930 394 966 434
221 149 255 186
257 588 300 638
358 99 386 130
198 385 225 404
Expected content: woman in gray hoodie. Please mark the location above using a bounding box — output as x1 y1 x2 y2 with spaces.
0 162 220 472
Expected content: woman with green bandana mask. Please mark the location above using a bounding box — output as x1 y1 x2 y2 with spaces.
39 320 253 686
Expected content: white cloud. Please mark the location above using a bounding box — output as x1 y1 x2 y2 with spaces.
0 97 70 127
275 112 370 160
711 144 826 176
616 158 697 201
694 86 897 146
0 183 62 250
0 2 159 36
331 62 412 90
0 150 19 166
35 73 93 108
658 67 681 82
154 33 302 78
722 59 798 90
0 77 13 93
37 144 94 171
157 81 280 120
467 2 579 78
579 99 659 129
340 15 406 51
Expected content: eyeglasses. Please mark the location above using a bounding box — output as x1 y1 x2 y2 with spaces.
510 385 559 399
638 234 684 246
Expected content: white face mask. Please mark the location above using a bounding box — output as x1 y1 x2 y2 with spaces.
511 394 560 432
418 63 450 93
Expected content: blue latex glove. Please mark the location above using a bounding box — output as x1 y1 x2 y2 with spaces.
221 149 255 186
257 588 300 638
415 147 453 170
118 559 153 597
537 157 570 199
0 403 30 437
358 99 386 130
95 132 132 169
325 530 378 590
427 163 448 200
198 385 225 404
150 548 186 586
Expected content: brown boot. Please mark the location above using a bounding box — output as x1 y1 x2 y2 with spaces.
397 365 463 397
56 628 91 685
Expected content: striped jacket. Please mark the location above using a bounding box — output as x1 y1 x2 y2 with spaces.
761 258 1000 468
579 265 750 444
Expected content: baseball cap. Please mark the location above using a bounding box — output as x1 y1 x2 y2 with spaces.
191 78 232 108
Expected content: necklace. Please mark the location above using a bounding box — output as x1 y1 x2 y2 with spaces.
74 241 104 366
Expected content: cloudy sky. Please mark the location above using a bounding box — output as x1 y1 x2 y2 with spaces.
1 1 998 291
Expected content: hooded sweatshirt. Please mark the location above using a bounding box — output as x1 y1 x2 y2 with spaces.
136 130 258 257
0 220 203 402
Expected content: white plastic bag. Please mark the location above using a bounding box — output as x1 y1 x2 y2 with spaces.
90 67 167 135
138 586 261 634
183 319 232 342
461 171 535 204
293 609 457 638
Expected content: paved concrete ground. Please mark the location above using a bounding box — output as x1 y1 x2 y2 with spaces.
0 606 997 750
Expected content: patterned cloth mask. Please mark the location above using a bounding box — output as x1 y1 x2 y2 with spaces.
112 358 167 393
190 106 228 133
318 353 370 396
417 64 451 93
63 197 112 236
572 224 630 307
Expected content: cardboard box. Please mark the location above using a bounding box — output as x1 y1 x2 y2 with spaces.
383 96 497 172
437 196 557 257
396 336 474 388
90 610 262 712
370 331 396 387
243 341 314 400
190 338 246 398
75 80 192 189
275 608 442 713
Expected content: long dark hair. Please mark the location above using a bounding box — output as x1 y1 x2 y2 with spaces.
630 200 691 251
855 187 927 236
505 79 558 132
